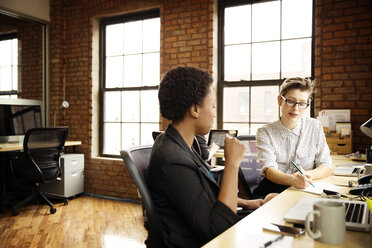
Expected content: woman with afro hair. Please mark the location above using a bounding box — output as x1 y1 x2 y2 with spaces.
148 67 260 247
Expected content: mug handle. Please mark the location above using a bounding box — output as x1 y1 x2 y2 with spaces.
305 210 321 239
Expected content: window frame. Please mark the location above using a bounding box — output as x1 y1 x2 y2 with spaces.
0 32 18 98
99 9 160 157
217 0 315 131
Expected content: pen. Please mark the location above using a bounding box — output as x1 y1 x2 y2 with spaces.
291 161 315 188
261 234 284 248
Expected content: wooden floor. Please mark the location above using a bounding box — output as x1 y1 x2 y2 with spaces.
0 195 147 248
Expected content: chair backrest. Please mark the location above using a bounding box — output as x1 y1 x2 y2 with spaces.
120 146 163 248
237 135 263 197
126 145 153 181
24 127 68 182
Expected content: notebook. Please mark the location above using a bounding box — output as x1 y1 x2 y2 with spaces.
284 196 370 232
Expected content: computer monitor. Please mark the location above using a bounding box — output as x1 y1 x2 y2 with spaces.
0 98 43 143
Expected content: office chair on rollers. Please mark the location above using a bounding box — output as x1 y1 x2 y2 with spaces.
9 127 68 216
120 146 163 248
237 135 264 199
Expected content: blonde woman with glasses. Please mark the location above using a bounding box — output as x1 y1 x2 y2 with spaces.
252 77 332 198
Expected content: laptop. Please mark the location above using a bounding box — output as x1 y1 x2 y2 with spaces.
333 165 365 177
284 196 370 232
207 129 238 150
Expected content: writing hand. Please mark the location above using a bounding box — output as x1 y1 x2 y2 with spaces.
290 172 308 189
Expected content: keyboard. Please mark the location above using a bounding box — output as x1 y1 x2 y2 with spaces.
345 202 367 224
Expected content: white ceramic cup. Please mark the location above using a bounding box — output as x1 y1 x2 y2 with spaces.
305 201 345 245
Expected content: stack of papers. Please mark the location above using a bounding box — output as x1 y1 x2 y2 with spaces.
317 109 350 131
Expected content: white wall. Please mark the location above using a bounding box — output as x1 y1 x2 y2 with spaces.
0 0 49 22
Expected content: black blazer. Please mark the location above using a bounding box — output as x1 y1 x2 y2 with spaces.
147 125 238 248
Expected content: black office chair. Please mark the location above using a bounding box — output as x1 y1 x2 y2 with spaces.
237 135 263 199
9 127 68 216
120 146 163 248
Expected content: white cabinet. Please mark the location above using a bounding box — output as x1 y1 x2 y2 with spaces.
41 154 84 197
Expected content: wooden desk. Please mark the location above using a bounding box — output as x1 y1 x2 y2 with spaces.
0 141 82 152
203 157 371 248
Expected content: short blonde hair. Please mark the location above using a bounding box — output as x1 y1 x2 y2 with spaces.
280 77 315 100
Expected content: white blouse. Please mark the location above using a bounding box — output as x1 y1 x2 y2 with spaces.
256 117 332 176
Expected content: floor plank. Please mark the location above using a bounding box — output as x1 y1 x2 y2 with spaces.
0 195 147 248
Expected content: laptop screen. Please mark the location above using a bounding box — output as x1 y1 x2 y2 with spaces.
207 129 238 148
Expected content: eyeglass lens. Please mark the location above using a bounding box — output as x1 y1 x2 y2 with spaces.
281 96 309 109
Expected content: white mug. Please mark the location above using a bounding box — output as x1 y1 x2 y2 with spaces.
305 201 345 244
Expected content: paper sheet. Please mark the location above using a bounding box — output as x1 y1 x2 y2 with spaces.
241 233 293 248
291 182 343 195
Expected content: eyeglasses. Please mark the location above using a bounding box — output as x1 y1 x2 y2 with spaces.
281 95 310 109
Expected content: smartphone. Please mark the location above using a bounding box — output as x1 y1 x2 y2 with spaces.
263 223 305 237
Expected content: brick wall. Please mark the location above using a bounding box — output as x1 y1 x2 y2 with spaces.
0 14 43 100
315 0 372 152
49 0 214 200
50 0 371 200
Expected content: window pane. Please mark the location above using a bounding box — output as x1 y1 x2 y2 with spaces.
143 18 160 53
224 44 250 81
140 123 158 145
102 13 160 156
0 40 11 66
122 91 139 122
123 54 141 87
12 66 17 90
141 90 159 122
106 24 124 56
251 86 279 122
0 67 12 90
223 123 250 136
252 41 280 80
105 56 123 88
124 21 142 55
103 123 121 155
104 91 121 122
122 123 139 148
282 38 311 78
223 87 249 122
224 5 251 45
282 0 313 39
252 1 280 42
12 39 18 65
251 123 265 136
143 53 160 86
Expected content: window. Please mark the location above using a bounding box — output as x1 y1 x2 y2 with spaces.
218 0 313 135
0 33 18 98
100 10 160 156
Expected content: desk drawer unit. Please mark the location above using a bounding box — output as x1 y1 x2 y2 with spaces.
41 153 84 197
